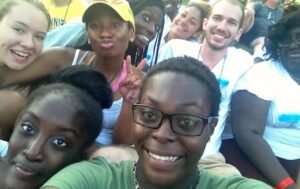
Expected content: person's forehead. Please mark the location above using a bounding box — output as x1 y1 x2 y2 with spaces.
211 1 242 19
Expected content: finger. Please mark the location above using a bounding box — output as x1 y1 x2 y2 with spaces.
125 55 133 74
135 58 147 72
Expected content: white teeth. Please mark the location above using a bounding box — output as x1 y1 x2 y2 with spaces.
12 50 30 57
148 151 179 162
290 53 300 58
138 34 149 42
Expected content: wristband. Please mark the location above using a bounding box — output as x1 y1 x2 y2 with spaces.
276 177 294 189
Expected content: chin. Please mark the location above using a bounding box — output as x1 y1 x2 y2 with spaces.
147 173 180 188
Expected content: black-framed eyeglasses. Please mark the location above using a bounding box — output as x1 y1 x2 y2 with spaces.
132 104 216 136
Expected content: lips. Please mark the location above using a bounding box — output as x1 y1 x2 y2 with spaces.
10 49 31 62
13 162 41 178
99 39 114 50
211 29 230 40
148 151 180 162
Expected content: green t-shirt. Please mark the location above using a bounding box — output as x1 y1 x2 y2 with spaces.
42 157 272 189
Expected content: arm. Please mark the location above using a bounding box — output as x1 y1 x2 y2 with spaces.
113 56 146 144
113 100 134 144
0 47 75 87
231 91 296 188
43 21 87 49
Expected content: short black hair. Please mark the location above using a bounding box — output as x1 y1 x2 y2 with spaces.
127 0 164 16
139 56 221 116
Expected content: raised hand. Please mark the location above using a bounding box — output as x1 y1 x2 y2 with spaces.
119 55 146 104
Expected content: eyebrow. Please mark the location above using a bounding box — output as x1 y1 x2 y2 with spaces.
145 96 201 108
14 21 47 35
58 128 80 137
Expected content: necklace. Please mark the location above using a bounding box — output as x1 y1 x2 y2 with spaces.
197 45 227 82
132 162 200 189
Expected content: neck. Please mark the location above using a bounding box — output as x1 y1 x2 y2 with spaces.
92 53 124 80
136 161 199 189
265 1 278 9
200 40 228 69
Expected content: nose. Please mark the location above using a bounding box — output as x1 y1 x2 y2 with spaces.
20 33 35 49
152 117 177 143
97 24 113 39
146 23 157 40
217 20 227 31
181 18 189 28
23 137 44 162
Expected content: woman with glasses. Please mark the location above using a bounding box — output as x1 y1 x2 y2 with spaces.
230 11 300 188
41 56 271 189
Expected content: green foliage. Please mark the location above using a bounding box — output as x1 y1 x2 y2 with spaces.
181 0 190 5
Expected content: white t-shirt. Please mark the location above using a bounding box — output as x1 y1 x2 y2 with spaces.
235 60 300 160
158 39 253 157
0 140 8 157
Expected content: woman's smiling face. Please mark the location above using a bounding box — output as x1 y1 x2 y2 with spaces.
133 72 216 187
0 1 48 70
134 6 164 48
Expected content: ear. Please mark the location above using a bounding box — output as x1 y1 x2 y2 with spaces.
234 28 243 41
129 28 135 43
202 18 209 31
208 117 218 135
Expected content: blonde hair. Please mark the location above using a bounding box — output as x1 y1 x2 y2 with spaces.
0 0 51 30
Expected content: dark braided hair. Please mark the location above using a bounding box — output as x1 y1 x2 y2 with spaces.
139 56 221 116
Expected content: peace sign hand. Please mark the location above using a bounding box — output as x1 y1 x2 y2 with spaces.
119 55 146 104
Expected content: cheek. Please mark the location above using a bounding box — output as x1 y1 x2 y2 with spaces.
183 130 211 157
34 42 43 54
184 138 206 155
46 149 80 173
87 31 97 42
132 124 150 144
0 35 19 48
6 135 26 159
188 25 199 34
135 18 145 30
